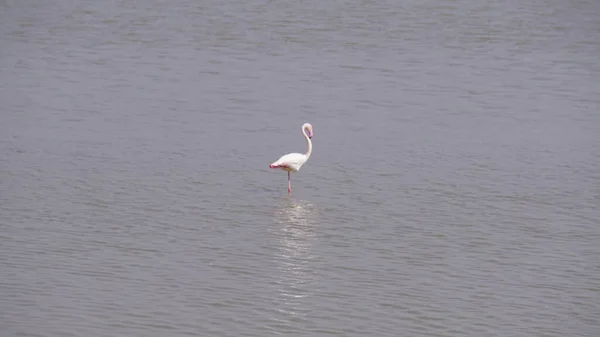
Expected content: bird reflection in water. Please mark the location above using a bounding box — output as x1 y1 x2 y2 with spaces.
271 198 319 324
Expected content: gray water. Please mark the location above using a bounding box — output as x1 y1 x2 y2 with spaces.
1 0 599 336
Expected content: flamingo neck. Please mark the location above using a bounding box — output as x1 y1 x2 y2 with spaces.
303 128 312 159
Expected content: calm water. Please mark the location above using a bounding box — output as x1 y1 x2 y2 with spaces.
1 0 599 336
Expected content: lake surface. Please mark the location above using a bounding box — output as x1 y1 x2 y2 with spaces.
1 0 599 336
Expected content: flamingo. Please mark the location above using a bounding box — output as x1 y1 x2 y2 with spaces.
269 123 313 195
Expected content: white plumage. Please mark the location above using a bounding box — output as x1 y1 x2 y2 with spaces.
270 153 308 172
269 123 313 195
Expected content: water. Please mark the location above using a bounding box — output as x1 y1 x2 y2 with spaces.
1 0 599 336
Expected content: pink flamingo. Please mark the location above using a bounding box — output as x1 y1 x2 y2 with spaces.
269 123 313 195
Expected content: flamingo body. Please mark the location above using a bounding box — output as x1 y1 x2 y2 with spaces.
269 153 308 172
269 123 313 195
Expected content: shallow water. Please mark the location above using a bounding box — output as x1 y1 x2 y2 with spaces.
1 0 599 336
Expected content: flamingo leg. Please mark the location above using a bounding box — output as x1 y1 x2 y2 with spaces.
288 171 291 195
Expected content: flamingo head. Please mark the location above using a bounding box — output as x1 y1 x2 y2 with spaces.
303 123 313 139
